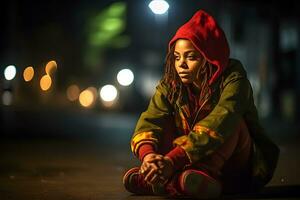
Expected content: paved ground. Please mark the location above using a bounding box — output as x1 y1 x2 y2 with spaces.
0 108 300 199
0 138 135 200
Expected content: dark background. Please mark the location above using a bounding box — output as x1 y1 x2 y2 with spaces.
0 0 300 199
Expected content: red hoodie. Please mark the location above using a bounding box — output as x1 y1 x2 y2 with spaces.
169 10 230 85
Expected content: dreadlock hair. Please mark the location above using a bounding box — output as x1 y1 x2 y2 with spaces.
162 43 215 107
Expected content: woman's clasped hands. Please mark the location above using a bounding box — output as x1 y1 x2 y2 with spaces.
139 153 174 185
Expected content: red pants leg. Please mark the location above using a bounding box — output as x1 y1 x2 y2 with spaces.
165 119 253 196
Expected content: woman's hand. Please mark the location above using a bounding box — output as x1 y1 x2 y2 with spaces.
140 154 175 185
159 156 174 181
140 153 163 184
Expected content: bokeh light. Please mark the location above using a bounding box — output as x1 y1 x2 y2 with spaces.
66 84 80 101
99 84 118 102
45 60 57 76
117 69 134 86
2 91 13 106
88 2 126 47
23 66 34 82
4 65 17 80
102 18 123 32
40 75 52 91
79 89 95 107
148 0 169 15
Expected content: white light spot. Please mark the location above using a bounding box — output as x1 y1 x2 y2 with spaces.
117 69 134 86
149 0 169 15
4 65 17 80
99 85 118 102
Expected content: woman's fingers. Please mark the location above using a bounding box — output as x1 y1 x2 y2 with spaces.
141 161 158 177
140 158 173 185
140 156 175 185
144 163 159 182
140 161 151 175
144 168 156 183
145 155 163 163
140 153 166 183
159 156 175 180
157 160 164 169
140 164 146 174
149 173 160 184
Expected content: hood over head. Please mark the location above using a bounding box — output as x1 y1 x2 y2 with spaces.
169 10 230 85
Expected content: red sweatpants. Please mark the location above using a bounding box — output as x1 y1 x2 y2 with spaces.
160 119 253 194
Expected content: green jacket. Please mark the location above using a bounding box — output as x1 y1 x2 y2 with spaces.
131 59 279 188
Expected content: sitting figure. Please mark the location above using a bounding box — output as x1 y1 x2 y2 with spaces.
123 9 279 199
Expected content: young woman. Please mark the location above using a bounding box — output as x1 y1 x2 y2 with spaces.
123 9 279 199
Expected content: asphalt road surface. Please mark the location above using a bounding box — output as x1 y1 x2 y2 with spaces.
1 108 300 199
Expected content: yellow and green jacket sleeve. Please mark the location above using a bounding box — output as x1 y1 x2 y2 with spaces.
131 81 173 156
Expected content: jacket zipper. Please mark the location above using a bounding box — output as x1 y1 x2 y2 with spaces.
191 98 209 129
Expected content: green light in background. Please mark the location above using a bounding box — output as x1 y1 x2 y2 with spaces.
101 18 124 32
84 1 130 70
88 1 127 48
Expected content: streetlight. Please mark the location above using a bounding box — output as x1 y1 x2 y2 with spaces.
99 84 118 102
148 0 169 15
4 65 17 80
117 69 134 86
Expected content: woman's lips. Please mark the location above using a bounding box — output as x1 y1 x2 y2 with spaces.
179 74 189 78
179 72 189 75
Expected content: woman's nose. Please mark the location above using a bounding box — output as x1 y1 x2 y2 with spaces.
179 59 188 69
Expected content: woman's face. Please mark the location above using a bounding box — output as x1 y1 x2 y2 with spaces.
174 39 205 84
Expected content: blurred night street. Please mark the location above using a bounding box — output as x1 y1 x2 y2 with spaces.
1 0 300 199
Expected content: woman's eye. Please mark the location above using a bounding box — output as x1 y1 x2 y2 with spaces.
174 56 180 60
187 56 196 60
